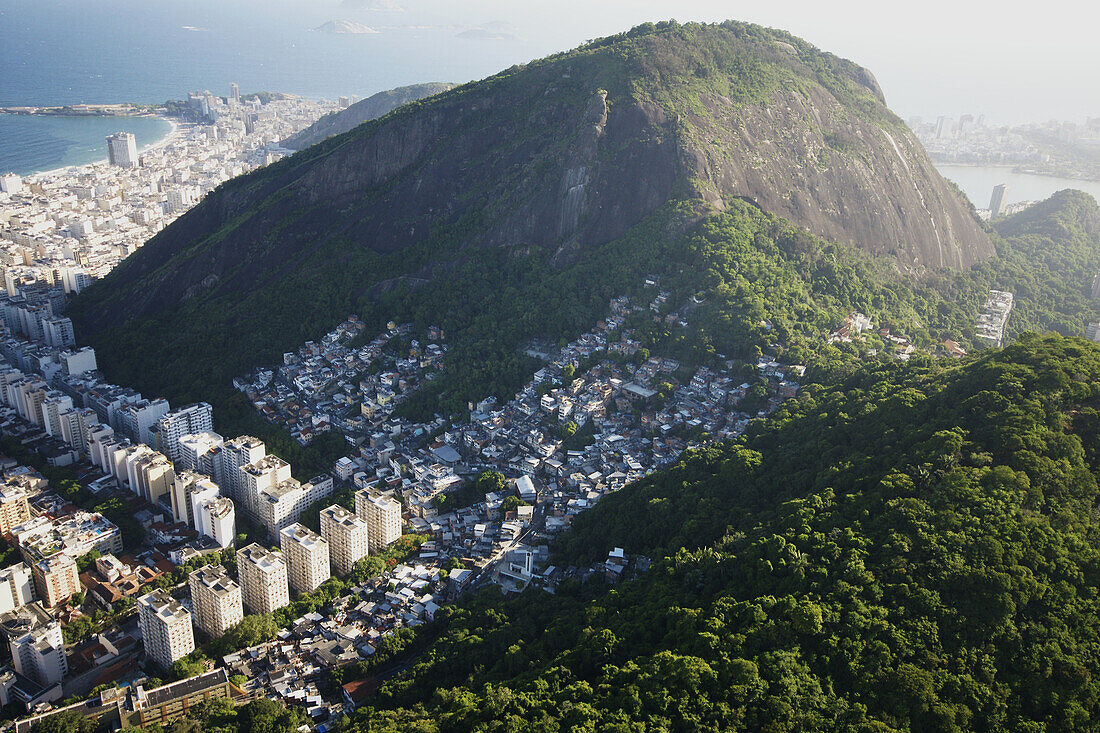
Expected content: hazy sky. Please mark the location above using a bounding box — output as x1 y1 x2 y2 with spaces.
471 0 1098 125
2 0 1095 124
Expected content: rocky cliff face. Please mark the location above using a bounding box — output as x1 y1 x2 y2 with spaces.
680 80 988 270
280 82 456 150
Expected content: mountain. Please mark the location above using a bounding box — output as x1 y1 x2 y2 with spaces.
68 21 994 420
281 83 456 151
313 20 378 34
335 334 1100 730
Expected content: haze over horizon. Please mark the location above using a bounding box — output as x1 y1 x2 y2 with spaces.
0 0 1095 125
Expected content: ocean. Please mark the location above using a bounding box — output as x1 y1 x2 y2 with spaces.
0 115 173 177
0 0 555 176
4 0 1100 205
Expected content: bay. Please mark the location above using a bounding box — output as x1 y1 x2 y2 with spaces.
0 115 172 177
935 164 1100 209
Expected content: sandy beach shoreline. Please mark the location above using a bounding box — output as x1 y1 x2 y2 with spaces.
17 114 182 181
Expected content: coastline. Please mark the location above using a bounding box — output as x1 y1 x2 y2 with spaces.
22 115 181 181
932 160 1100 185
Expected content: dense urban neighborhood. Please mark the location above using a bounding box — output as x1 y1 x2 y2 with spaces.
0 246 826 731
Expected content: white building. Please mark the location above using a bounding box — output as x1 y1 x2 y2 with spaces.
219 436 265 514
117 398 170 446
177 431 223 475
155 402 214 464
188 565 243 639
0 173 22 195
137 589 196 669
236 543 288 615
256 478 308 537
240 454 291 522
280 523 330 593
319 504 369 576
193 496 232 548
0 563 35 613
8 618 67 686
106 132 138 168
355 490 403 553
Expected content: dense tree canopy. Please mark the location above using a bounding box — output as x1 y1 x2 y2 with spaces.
328 334 1100 731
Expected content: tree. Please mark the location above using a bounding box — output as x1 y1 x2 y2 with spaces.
169 656 206 681
560 421 578 440
76 550 101 573
31 711 98 733
217 614 279 654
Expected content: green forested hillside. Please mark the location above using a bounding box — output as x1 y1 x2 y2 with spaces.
333 334 1100 731
68 20 990 423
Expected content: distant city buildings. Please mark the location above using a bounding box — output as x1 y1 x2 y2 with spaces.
976 290 1015 348
1 93 335 302
989 184 1008 218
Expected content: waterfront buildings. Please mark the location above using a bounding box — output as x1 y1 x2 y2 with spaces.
106 132 138 168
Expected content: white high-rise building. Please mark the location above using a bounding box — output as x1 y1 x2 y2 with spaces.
236 543 288 615
118 398 170 446
240 455 291 522
356 489 403 553
127 449 174 508
137 589 195 669
154 403 214 464
8 618 66 686
171 470 219 529
41 316 75 348
188 565 243 639
106 132 138 168
177 431 224 475
58 407 98 452
257 478 320 537
220 436 265 512
201 497 235 548
0 173 22 195
0 563 35 613
39 392 74 437
280 523 330 593
319 504 369 576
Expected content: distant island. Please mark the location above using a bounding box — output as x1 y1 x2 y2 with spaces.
314 20 379 34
